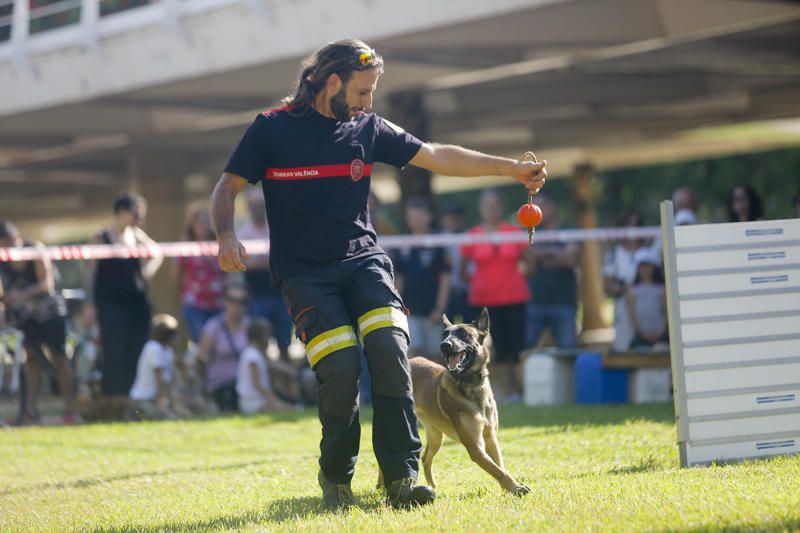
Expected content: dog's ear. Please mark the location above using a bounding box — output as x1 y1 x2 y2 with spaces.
473 307 490 334
442 313 453 329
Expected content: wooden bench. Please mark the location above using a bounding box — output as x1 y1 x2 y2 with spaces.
602 351 671 369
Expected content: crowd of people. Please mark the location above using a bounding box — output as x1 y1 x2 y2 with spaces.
0 190 312 425
0 183 797 423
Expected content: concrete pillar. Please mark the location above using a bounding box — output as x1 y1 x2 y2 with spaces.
572 163 605 331
129 151 186 324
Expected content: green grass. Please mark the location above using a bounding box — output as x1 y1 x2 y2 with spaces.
2 403 799 532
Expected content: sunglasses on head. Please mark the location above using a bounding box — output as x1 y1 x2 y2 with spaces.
353 48 380 69
226 296 248 305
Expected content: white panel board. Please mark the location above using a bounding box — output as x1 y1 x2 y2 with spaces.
676 245 800 272
687 388 800 418
688 412 800 441
662 203 800 467
675 220 800 248
681 316 800 344
677 270 800 296
685 435 800 465
685 363 800 394
680 292 800 320
682 338 800 367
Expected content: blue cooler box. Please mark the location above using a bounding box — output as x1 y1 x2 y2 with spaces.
574 352 628 404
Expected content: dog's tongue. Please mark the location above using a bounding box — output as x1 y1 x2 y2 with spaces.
447 353 463 370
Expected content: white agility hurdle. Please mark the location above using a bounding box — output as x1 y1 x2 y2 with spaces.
661 200 800 467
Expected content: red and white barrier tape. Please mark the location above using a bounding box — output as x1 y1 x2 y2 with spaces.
0 226 660 262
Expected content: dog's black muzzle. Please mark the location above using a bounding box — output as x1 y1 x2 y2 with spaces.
440 338 476 376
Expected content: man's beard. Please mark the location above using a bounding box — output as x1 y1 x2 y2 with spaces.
330 84 352 122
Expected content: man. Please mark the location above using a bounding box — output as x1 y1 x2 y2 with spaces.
671 186 698 215
211 39 546 509
525 193 580 353
439 202 474 323
393 197 451 358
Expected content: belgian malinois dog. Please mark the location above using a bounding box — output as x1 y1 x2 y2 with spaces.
379 308 530 495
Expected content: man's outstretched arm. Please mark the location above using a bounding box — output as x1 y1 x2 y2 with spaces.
409 143 547 194
211 172 250 272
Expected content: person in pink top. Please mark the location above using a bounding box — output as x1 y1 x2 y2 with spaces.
459 189 532 403
173 204 225 343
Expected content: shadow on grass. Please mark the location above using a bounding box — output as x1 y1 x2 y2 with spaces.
88 493 387 532
497 402 675 430
1 459 267 496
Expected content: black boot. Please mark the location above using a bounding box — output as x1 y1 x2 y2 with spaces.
385 477 436 509
318 470 354 510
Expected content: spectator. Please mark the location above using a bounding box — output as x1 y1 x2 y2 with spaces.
727 184 763 222
460 190 532 403
0 220 76 424
393 198 452 358
236 318 291 414
654 187 700 262
173 203 224 343
238 188 292 363
603 210 648 352
129 314 179 420
525 193 580 349
672 187 698 214
198 285 251 413
440 202 475 323
88 192 161 419
627 249 668 349
173 334 206 416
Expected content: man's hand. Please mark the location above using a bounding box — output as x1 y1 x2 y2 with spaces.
217 233 249 272
211 172 249 271
513 159 547 194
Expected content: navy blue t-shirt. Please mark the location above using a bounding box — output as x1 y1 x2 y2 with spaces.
224 106 423 282
392 245 451 316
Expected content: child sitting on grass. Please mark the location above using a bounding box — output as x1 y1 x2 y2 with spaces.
129 314 179 420
236 319 290 414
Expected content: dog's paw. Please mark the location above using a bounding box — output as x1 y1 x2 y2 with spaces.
511 484 530 496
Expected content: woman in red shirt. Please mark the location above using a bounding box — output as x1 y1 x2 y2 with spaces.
460 189 532 403
173 204 225 343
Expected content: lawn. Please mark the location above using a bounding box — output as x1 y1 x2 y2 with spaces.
2 403 799 532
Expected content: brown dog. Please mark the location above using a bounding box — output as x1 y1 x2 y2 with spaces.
379 308 529 495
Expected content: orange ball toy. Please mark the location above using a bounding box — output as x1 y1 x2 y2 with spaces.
517 201 543 228
516 151 543 244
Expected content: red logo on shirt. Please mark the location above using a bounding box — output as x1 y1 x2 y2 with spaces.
350 159 365 182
